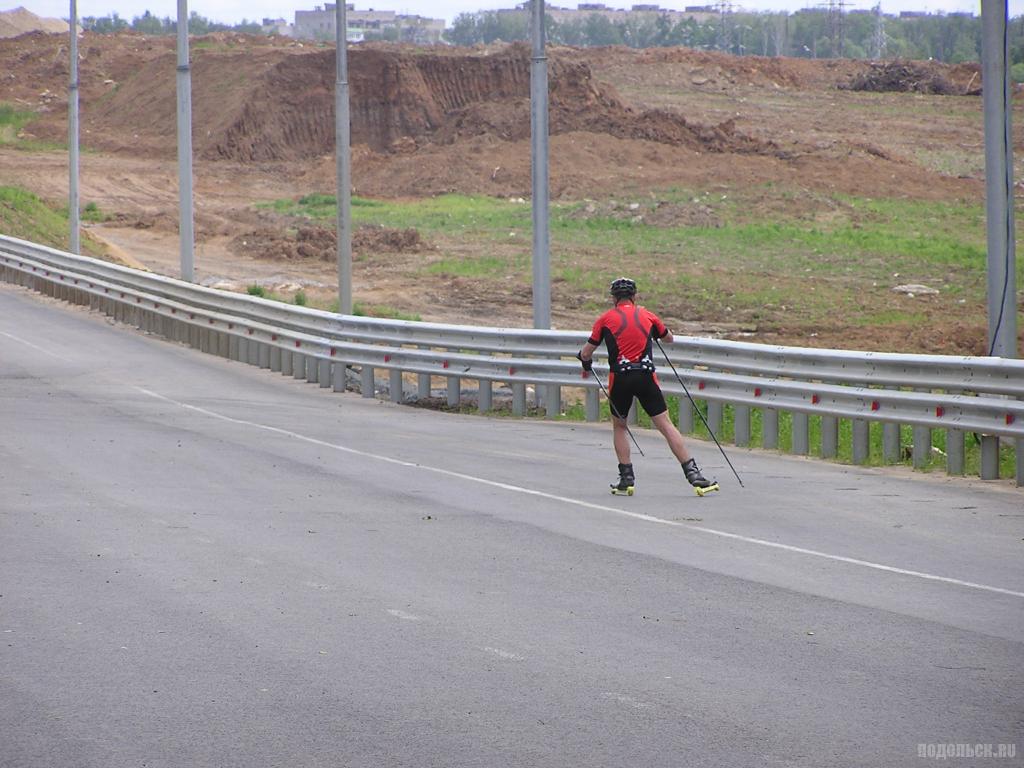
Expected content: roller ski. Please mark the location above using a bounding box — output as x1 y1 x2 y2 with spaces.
610 463 635 496
683 458 719 497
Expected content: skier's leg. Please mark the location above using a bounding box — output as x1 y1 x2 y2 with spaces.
651 411 692 464
612 416 632 465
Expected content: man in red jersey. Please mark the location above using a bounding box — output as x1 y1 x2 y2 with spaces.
577 277 715 495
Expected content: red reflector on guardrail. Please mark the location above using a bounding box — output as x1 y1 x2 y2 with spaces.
384 354 391 363
754 387 762 397
509 366 517 375
1008 414 1016 425
871 401 880 411
812 394 820 404
936 406 944 418
698 381 705 390
443 361 450 369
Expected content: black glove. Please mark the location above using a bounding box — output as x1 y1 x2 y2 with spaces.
576 351 593 371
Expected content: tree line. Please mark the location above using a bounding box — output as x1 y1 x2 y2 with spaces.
80 11 261 36
76 7 1024 76
445 9 1024 69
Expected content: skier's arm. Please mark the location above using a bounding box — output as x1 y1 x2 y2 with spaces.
649 311 672 343
577 341 598 370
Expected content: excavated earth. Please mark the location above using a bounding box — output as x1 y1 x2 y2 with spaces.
0 30 1018 352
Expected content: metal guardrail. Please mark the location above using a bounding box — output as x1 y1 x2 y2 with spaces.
2 235 1022 485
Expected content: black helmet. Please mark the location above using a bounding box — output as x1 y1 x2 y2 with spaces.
609 277 637 300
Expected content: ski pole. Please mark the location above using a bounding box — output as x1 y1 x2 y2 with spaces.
586 364 645 458
654 337 744 488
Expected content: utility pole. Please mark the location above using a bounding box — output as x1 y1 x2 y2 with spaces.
68 0 79 254
176 0 194 281
335 0 353 315
530 0 550 330
982 0 1017 359
980 0 1019 483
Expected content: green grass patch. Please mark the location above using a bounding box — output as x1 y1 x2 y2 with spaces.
255 189 1021 338
0 103 33 144
0 186 104 258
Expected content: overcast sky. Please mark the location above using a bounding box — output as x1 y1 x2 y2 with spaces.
8 0 1018 28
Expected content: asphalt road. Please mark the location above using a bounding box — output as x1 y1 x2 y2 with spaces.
1 283 1022 768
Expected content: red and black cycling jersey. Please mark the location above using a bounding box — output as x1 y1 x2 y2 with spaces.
588 301 669 375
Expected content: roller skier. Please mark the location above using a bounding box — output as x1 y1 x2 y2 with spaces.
577 277 719 497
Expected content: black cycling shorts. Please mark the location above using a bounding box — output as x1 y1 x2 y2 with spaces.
609 370 667 420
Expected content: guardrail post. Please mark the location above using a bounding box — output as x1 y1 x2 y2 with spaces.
318 359 331 388
306 356 319 384
389 368 403 402
707 401 723 440
217 332 229 358
980 436 999 479
734 405 751 447
546 385 560 418
294 354 307 380
478 380 492 413
417 374 431 400
259 343 271 370
852 419 870 464
249 339 261 367
762 408 779 450
361 365 375 398
281 349 293 376
792 411 809 455
585 388 599 422
447 377 460 407
270 345 281 372
236 336 248 363
912 425 931 469
946 428 964 475
512 382 526 416
332 361 347 392
883 423 901 463
677 396 693 433
821 416 839 459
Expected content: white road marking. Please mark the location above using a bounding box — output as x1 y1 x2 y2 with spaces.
135 387 1024 600
387 609 421 621
482 646 525 661
602 692 652 710
0 330 70 360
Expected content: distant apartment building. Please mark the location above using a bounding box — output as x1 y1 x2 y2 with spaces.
261 17 293 35
294 3 445 43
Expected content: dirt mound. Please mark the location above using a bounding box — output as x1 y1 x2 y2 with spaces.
840 59 978 95
0 7 68 38
210 43 778 161
13 36 775 161
231 223 426 261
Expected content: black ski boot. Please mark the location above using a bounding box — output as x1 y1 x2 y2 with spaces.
610 463 635 496
682 458 719 497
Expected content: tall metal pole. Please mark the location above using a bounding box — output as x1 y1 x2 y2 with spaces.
335 1 353 315
530 0 551 329
68 0 80 254
982 0 1017 359
176 0 195 282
